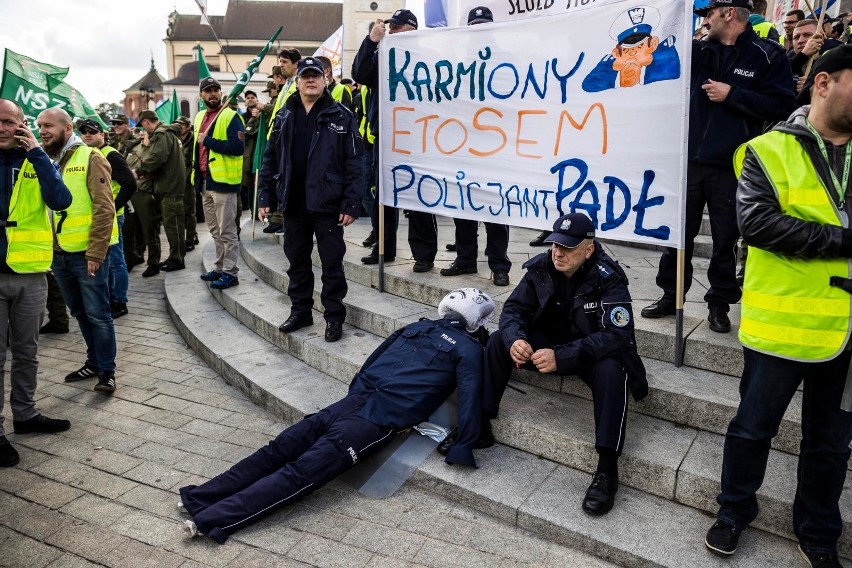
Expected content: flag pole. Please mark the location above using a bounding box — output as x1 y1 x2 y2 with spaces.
675 249 685 367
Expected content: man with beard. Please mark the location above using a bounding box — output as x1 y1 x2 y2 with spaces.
38 108 119 395
78 119 137 318
241 90 259 217
192 77 244 290
135 110 186 273
172 117 197 251
0 99 73 467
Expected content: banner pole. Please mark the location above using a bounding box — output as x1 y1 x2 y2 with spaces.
251 172 259 242
378 203 385 293
675 248 686 367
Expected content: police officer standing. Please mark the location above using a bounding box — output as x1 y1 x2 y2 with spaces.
257 58 364 343
353 10 438 272
447 213 647 517
642 0 794 333
441 6 511 287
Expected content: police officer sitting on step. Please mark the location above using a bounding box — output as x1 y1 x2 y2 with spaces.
440 213 647 516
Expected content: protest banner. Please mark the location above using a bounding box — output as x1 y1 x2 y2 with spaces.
314 25 344 77
0 49 106 134
447 0 626 26
378 0 691 249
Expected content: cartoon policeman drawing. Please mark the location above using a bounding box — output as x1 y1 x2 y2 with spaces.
582 5 681 93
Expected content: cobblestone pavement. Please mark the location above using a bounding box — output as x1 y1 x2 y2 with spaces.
0 251 615 568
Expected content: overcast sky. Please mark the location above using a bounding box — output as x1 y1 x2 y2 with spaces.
0 0 424 107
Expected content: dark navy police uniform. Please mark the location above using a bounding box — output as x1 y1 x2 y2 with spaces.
179 317 484 543
484 245 647 453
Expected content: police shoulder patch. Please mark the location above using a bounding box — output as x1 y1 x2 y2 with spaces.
595 262 613 279
609 305 630 327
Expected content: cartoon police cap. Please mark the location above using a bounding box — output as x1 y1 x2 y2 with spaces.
610 6 661 46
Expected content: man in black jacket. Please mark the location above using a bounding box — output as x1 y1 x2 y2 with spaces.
642 0 794 333
457 213 647 517
257 58 364 343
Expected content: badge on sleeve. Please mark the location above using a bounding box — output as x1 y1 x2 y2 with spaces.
610 305 631 327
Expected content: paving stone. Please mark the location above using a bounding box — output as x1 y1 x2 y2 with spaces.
100 537 187 568
413 538 502 568
231 514 303 555
45 521 133 565
116 483 182 517
59 493 136 527
223 547 311 567
129 441 193 466
0 525 63 567
286 534 373 568
44 554 103 568
5 500 77 540
173 453 234 478
163 533 247 567
0 466 85 509
341 520 426 561
285 506 358 541
29 456 138 499
110 510 182 547
123 461 193 491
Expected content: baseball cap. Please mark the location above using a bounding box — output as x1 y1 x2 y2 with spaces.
262 80 276 93
77 118 103 134
199 76 221 91
296 57 324 77
271 65 284 77
544 213 596 249
694 0 753 17
173 116 191 127
468 6 494 25
796 44 852 105
110 115 129 125
387 9 418 28
137 110 158 123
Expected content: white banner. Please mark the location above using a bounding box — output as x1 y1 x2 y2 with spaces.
448 0 625 27
379 0 691 248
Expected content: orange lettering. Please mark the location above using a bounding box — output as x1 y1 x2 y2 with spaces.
414 114 440 153
392 106 415 155
468 107 507 157
516 109 547 159
553 103 608 156
434 118 468 155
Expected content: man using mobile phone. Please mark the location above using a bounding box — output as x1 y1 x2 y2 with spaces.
0 99 73 467
257 58 363 343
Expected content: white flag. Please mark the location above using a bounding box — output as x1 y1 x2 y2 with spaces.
195 0 211 26
313 25 344 77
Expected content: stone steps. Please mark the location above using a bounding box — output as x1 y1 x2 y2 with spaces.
165 240 817 568
199 239 852 558
241 234 774 451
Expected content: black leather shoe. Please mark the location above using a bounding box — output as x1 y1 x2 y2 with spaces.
263 222 282 234
798 544 842 568
582 472 618 516
529 231 551 247
641 295 675 318
142 265 160 278
13 414 71 434
0 438 19 467
436 422 496 456
440 262 477 277
708 305 731 333
493 270 510 287
413 260 434 273
40 320 69 334
111 302 128 319
362 230 377 248
325 321 343 342
160 260 185 272
445 242 457 251
278 314 314 333
361 248 395 265
126 257 144 271
185 243 195 252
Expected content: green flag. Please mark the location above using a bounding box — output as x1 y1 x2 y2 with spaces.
225 26 283 103
0 49 106 133
252 108 267 173
196 44 211 79
155 99 174 123
169 88 180 122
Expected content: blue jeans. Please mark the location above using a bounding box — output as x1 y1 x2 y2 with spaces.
718 347 852 555
51 251 116 374
108 214 128 304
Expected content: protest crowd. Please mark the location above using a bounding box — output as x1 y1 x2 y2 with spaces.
1 1 852 566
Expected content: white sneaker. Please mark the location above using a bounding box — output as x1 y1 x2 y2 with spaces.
182 520 198 538
176 500 187 513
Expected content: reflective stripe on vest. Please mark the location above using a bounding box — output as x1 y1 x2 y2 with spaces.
192 107 243 186
752 21 775 38
98 145 124 216
734 132 852 361
6 159 53 273
266 81 298 139
57 146 119 253
358 87 375 145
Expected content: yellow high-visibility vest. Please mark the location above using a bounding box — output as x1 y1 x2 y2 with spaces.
98 145 124 216
192 107 244 186
5 159 53 273
266 80 298 139
734 131 852 361
358 86 375 145
57 145 119 252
